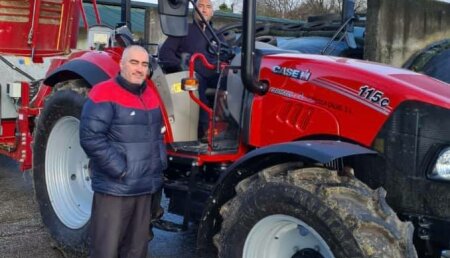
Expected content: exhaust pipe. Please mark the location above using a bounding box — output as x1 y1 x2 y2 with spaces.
342 0 355 23
342 0 356 49
241 0 268 95
121 0 132 30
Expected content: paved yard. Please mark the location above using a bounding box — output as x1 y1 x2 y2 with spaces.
0 156 65 258
0 155 202 258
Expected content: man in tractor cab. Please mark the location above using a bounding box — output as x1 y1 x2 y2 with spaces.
159 0 223 140
80 45 167 258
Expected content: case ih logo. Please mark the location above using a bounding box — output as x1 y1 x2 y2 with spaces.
272 66 311 81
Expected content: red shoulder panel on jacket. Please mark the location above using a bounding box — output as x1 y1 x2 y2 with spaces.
89 78 160 110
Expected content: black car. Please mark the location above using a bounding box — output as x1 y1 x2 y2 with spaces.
403 39 450 84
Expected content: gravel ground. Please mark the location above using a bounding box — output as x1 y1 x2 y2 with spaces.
0 155 206 258
0 156 64 258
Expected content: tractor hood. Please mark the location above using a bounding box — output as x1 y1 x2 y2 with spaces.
259 53 450 112
250 53 450 146
276 27 365 58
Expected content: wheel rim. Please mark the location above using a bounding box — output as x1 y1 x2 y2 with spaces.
45 116 93 229
243 214 334 258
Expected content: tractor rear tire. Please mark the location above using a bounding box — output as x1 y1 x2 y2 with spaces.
214 165 417 258
33 80 91 254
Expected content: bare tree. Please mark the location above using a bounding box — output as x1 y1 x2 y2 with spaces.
215 0 243 13
256 0 367 20
255 0 303 18
267 0 303 18
229 0 243 13
331 0 367 13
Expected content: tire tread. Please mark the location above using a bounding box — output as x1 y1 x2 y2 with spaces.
215 164 417 258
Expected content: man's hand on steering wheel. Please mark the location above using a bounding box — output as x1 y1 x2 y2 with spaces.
207 40 235 62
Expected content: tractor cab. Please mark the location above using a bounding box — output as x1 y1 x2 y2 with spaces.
153 0 290 155
145 0 266 227
152 0 243 154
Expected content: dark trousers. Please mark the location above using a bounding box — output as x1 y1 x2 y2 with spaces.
89 192 152 258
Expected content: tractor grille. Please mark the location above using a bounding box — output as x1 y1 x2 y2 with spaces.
0 0 63 25
39 0 64 25
366 100 450 219
0 0 29 22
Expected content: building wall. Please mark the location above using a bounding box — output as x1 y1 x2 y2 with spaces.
365 0 450 66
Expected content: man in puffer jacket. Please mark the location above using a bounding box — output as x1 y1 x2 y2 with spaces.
80 45 166 258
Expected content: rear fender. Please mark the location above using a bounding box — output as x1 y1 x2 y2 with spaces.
196 140 376 251
43 51 121 87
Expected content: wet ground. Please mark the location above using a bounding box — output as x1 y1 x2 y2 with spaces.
0 156 62 258
0 155 204 258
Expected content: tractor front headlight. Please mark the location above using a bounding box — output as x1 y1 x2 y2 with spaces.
430 147 450 181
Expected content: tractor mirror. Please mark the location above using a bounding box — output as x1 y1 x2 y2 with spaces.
158 0 189 37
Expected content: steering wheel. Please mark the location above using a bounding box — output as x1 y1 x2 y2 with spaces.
206 23 277 62
216 23 243 47
216 23 275 47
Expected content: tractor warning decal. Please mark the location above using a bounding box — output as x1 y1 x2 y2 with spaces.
171 82 183 94
272 66 311 81
313 78 392 116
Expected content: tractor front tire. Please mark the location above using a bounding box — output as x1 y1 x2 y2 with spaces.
214 165 417 258
33 81 91 254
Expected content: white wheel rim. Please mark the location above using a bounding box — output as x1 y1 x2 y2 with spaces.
243 214 334 258
45 116 93 229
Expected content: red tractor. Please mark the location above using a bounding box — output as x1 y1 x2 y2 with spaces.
1 0 449 257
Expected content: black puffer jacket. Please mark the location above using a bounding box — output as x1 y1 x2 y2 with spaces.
80 75 166 196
